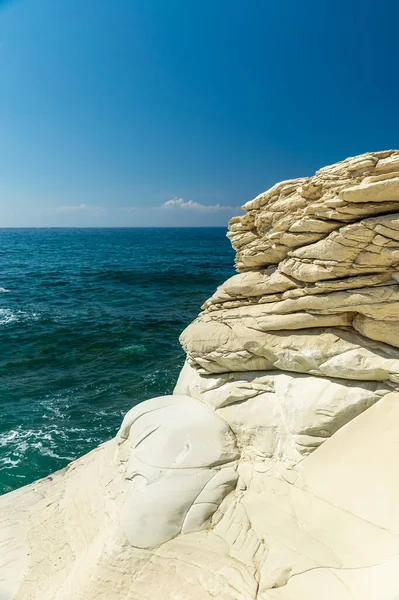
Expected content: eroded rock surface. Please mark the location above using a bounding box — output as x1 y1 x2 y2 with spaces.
2 150 399 599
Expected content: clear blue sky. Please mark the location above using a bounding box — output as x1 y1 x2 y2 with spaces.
1 0 399 227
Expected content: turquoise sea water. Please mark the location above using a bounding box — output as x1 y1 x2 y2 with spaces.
0 228 235 494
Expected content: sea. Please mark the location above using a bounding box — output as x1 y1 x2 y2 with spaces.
0 228 235 494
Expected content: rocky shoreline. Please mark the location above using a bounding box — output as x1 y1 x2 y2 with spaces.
2 150 399 599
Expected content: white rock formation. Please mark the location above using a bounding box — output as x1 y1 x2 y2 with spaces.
2 150 399 599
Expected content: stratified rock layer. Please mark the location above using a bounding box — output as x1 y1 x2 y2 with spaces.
2 150 399 600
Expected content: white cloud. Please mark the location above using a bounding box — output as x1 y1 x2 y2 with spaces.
55 203 104 212
162 198 234 212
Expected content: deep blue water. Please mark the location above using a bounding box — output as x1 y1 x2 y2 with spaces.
0 228 235 494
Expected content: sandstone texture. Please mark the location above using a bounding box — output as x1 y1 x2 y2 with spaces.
2 150 399 599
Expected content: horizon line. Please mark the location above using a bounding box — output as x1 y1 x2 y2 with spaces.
0 225 230 230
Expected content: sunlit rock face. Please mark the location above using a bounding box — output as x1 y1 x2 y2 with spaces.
2 151 399 600
116 395 239 549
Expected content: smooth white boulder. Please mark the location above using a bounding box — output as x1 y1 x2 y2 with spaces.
116 395 239 548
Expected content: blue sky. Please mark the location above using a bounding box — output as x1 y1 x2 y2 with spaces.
1 0 399 227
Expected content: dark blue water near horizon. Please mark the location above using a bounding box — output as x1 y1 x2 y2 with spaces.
0 227 235 494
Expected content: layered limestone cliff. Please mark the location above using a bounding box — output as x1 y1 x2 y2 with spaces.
2 150 399 599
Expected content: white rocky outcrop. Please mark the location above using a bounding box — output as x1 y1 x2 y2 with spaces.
2 150 399 599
